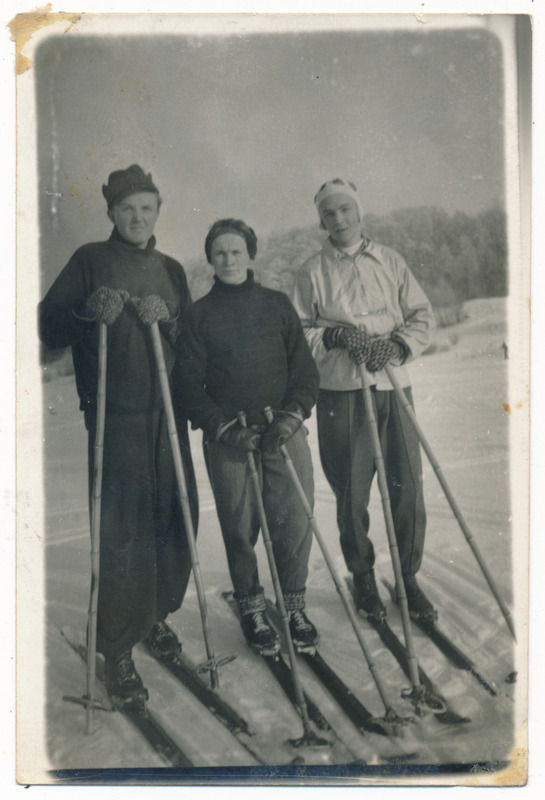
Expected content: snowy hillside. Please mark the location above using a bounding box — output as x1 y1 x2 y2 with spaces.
30 297 525 784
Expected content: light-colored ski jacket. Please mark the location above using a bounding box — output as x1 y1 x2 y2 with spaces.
290 236 436 391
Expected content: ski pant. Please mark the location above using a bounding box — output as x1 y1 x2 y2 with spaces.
85 407 198 660
204 426 314 603
316 387 426 577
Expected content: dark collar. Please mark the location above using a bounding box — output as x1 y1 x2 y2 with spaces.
212 269 256 293
110 226 157 252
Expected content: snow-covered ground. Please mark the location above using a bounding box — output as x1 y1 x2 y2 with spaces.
35 298 524 783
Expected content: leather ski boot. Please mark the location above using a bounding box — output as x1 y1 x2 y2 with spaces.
354 570 387 622
401 574 437 624
288 609 319 652
104 651 148 710
241 610 280 656
145 620 182 662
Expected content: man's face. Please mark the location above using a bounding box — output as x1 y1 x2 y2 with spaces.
319 193 361 249
209 233 250 285
110 192 160 248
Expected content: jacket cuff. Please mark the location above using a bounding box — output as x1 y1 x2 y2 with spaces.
202 409 228 442
72 301 97 330
158 302 180 325
391 335 410 365
283 401 307 420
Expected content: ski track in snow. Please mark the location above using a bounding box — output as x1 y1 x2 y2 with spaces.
40 298 519 776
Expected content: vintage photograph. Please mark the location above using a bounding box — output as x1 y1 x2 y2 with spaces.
15 10 530 787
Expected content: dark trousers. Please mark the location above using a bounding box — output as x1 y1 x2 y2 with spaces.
205 427 314 600
85 408 198 659
317 387 426 577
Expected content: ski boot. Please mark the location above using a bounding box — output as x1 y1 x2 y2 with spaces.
354 571 387 623
145 620 182 662
400 574 437 624
288 609 319 653
241 610 281 656
104 651 149 711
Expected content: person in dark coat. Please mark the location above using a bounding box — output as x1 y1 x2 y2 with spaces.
39 164 198 707
175 218 320 654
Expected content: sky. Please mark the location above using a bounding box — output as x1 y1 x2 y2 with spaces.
34 15 507 288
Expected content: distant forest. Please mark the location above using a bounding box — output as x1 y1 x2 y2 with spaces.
185 205 508 310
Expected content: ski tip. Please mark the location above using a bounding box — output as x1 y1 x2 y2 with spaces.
380 751 420 764
247 641 282 659
409 610 439 627
435 710 472 725
294 643 318 656
369 717 407 738
356 607 387 625
287 733 331 750
110 687 149 715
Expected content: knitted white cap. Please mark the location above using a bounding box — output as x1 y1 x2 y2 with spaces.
314 178 363 220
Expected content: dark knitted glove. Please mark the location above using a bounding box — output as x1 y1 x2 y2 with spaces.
131 295 173 326
323 327 371 364
84 287 129 325
217 420 260 451
260 410 303 454
366 337 404 373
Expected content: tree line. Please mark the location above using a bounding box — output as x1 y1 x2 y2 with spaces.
186 204 508 312
41 205 507 379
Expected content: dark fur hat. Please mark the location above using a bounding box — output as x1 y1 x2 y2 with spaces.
102 164 159 209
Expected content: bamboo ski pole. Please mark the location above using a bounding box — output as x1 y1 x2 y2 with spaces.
86 320 107 734
238 411 328 748
149 321 220 688
385 365 516 641
263 406 400 723
358 365 427 710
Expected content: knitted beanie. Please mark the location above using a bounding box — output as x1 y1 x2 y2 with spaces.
314 178 364 220
204 218 258 262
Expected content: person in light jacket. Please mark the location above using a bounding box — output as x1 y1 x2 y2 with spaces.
291 178 436 622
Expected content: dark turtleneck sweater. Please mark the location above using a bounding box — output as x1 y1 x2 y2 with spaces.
38 226 191 412
175 270 319 439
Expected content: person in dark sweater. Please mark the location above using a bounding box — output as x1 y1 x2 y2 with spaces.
175 218 320 653
39 164 198 708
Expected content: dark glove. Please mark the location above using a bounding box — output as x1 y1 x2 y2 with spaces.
260 410 303 454
216 420 260 451
131 295 175 326
366 337 405 373
323 327 371 364
84 287 129 325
